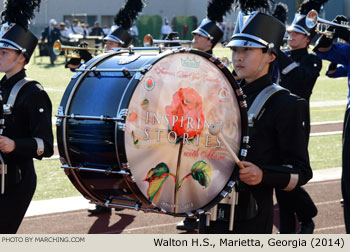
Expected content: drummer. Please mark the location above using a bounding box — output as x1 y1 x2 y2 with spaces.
0 0 54 233
198 0 312 233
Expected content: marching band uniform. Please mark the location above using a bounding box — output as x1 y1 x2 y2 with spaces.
199 1 312 233
274 0 326 233
0 0 53 233
176 0 234 232
314 16 350 233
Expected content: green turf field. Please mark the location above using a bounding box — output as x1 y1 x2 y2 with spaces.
27 48 347 200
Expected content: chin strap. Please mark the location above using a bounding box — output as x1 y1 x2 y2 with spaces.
247 43 275 82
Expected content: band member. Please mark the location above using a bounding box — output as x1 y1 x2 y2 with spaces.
176 0 235 232
191 0 234 55
314 14 350 234
0 0 54 233
199 0 312 234
40 19 61 65
274 0 327 234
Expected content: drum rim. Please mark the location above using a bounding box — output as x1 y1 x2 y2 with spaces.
116 48 249 217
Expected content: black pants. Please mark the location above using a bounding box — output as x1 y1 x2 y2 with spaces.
342 105 350 233
49 45 57 65
198 189 274 234
276 187 317 233
0 171 36 234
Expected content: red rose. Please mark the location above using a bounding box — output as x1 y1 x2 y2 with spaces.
165 87 204 139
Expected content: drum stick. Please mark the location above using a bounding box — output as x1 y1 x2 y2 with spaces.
209 123 245 169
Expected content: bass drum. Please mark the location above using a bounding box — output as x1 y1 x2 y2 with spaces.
56 48 248 216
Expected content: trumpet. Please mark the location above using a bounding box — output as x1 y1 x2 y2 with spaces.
306 10 350 38
52 40 104 57
143 34 192 47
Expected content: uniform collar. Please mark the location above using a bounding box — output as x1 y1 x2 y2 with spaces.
290 47 308 58
0 69 26 89
240 74 272 96
205 49 213 55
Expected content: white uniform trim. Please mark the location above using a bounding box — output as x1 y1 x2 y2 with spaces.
33 137 44 156
281 62 299 75
283 173 299 191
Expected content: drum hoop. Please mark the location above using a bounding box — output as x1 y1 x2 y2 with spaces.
116 48 249 216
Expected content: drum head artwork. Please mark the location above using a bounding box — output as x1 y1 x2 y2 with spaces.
124 52 242 214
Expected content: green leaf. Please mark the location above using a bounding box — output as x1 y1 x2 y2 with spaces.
131 131 139 145
191 160 212 188
143 162 170 202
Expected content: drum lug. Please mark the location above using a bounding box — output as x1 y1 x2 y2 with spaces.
240 100 247 108
117 122 126 131
220 190 229 198
134 72 144 81
227 180 235 188
209 56 218 63
141 64 153 74
121 162 130 170
55 106 64 126
240 148 248 157
122 68 132 79
117 109 128 120
243 136 249 144
235 88 244 97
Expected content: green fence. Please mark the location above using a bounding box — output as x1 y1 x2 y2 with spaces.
135 15 198 46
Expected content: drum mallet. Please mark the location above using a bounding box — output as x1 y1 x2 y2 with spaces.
208 122 244 231
209 123 245 169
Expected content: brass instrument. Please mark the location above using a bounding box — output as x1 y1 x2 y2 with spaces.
52 40 104 57
143 34 192 47
306 10 350 38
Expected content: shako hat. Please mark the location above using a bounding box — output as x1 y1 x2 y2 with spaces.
287 0 328 37
226 0 285 55
0 0 41 62
192 0 235 47
104 0 145 47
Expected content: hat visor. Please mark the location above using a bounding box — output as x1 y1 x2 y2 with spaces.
0 40 21 51
286 24 308 35
103 34 124 44
226 39 266 48
192 28 210 40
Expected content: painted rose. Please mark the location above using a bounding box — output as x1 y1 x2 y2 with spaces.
165 87 204 139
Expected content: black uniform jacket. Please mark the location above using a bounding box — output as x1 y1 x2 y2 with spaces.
0 69 54 192
234 74 312 233
279 48 322 101
41 26 61 45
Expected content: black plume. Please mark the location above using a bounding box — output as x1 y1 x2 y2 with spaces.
298 0 329 15
1 0 41 29
234 0 272 14
207 0 235 23
273 2 288 23
114 0 146 29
